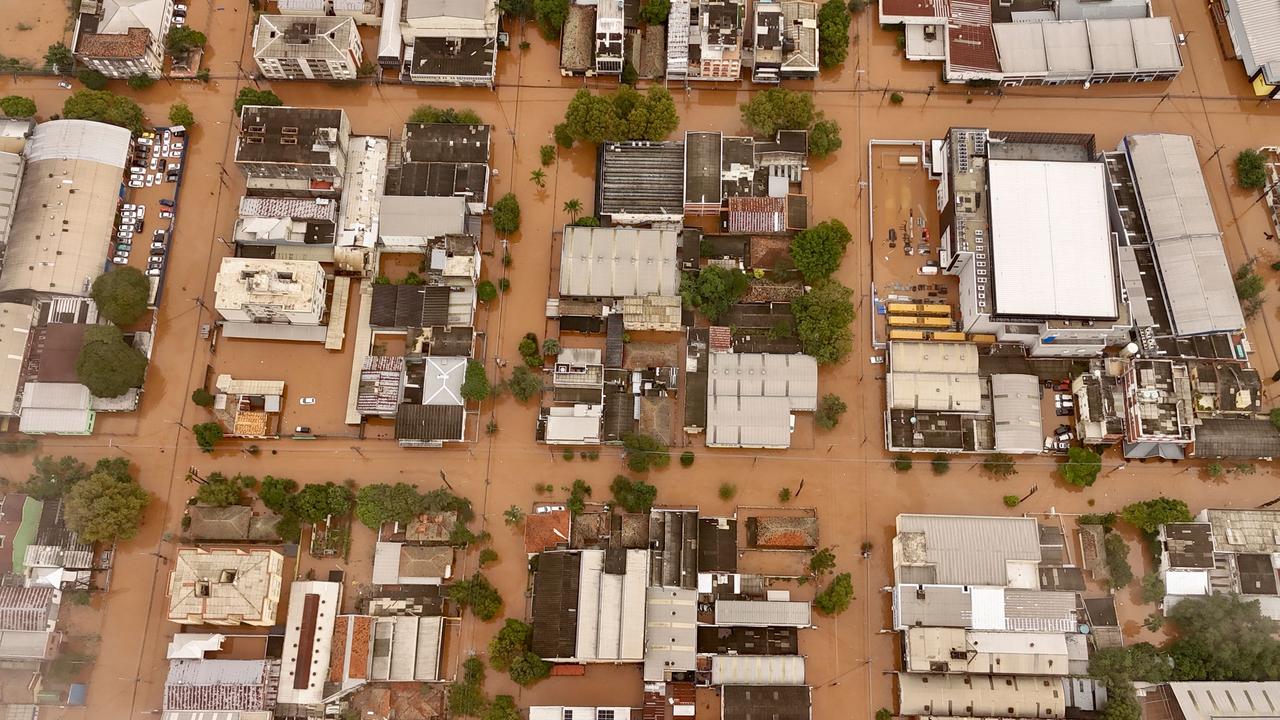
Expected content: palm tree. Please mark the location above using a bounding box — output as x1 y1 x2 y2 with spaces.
529 169 546 188
563 198 582 222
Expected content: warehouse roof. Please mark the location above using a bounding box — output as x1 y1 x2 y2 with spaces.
722 686 810 720
1155 682 1280 720
711 655 805 685
898 673 1066 718
598 141 685 221
893 584 1080 632
277 581 341 707
895 514 1042 587
988 158 1116 319
163 659 276 711
904 627 1070 675
715 600 811 627
706 353 817 448
644 587 697 681
1223 0 1280 83
1194 418 1280 459
531 549 647 661
990 374 1044 453
378 195 465 240
559 226 679 297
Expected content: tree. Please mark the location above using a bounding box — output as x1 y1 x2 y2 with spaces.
486 696 522 720
809 119 842 159
893 454 912 472
165 26 207 54
932 455 951 475
1003 495 1020 507
195 473 242 507
63 90 145 133
193 422 224 453
76 325 146 398
509 652 551 685
24 455 90 500
507 366 543 403
793 280 854 363
489 619 533 670
622 433 670 472
355 482 422 528
292 482 353 523
719 483 737 500
1271 408 1280 431
259 475 298 513
75 69 108 90
168 102 195 127
1104 532 1134 589
1167 594 1280 681
640 0 670 23
816 393 847 430
563 90 621 143
90 266 150 325
814 572 853 614
492 193 521 235
1141 573 1166 604
503 505 526 526
554 122 574 148
817 0 850 68
44 43 73 73
563 198 583 222
449 679 486 717
534 0 570 38
529 168 547 188
408 105 481 124
449 572 503 620
983 452 1017 478
461 360 491 403
540 144 557 166
562 86 678 144
542 338 561 356
1060 446 1102 487
680 451 695 467
0 96 36 119
191 387 214 407
64 471 149 543
809 547 836 577
1121 498 1192 536
791 219 852 282
876 709 893 720
566 479 592 515
610 475 658 512
574 216 601 227
890 92 905 104
477 280 498 303
1236 261 1264 303
234 87 282 113
1237 149 1267 190
127 74 156 90
680 266 749 322
741 88 816 136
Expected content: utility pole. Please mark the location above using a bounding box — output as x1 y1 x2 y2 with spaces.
439 469 455 492
1019 485 1039 504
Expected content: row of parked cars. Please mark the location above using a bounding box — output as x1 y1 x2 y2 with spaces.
113 200 176 277
127 129 184 189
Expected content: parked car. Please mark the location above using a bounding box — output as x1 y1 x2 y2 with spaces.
115 243 132 252
151 242 166 250
57 81 72 89
150 248 166 258
295 426 312 434
116 231 133 240
172 14 185 24
300 397 316 405
159 198 174 208
111 256 129 265
159 211 173 219
172 142 184 150
128 179 143 188
122 203 136 210
145 268 161 277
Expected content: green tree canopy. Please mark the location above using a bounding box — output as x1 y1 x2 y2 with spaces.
76 324 147 398
1121 497 1192 536
1060 446 1102 487
165 26 207 54
64 470 149 543
508 652 551 685
485 695 522 720
91 266 150 325
1236 261 1265 302
75 69 108 90
533 0 570 39
1237 149 1267 190
609 475 658 512
983 452 1018 477
461 360 490 403
489 618 533 671
24 455 90 500
292 482 354 523
234 87 282 113
355 482 422 529
639 0 670 23
793 279 854 363
622 433 670 472
809 119 842 159
680 265 749 322
1103 532 1133 588
741 88 816 136
258 475 298 513
814 572 853 614
44 43 73 73
816 393 847 430
449 572 503 620
566 479 592 515
809 547 836 577
94 457 132 483
409 105 481 124
492 193 521 235
195 473 242 507
562 86 678 144
168 102 195 127
0 96 37 119
191 387 215 407
193 422 224 453
1168 594 1280 681
63 90 145 133
508 365 543 403
816 0 850 68
477 280 498 303
791 219 852 282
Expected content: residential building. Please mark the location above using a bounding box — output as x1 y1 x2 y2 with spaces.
233 196 338 247
209 375 286 438
253 15 364 80
704 353 816 449
531 709 634 720
184 505 283 544
684 131 808 216
371 542 454 585
1135 682 1280 720
0 586 60 667
214 258 328 326
162 659 280 714
751 0 818 82
561 3 596 75
166 547 285 626
530 549 648 663
538 348 605 446
400 0 500 86
879 0 1180 85
394 355 469 447
387 122 492 213
276 581 342 713
326 613 444 694
0 120 131 303
595 0 625 74
72 0 174 78
1219 0 1280 97
679 0 743 81
234 106 350 198
15 495 108 589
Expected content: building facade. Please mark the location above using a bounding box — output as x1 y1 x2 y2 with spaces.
253 15 364 80
72 0 174 78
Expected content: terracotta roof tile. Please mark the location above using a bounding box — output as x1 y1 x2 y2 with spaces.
76 27 151 59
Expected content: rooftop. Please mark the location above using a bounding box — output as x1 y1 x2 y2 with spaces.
1140 682 1280 720
559 226 680 298
187 505 283 543
372 542 454 584
1203 508 1280 555
1162 523 1214 570
166 547 284 626
897 673 1066 718
409 35 496 81
1195 418 1280 459
715 600 812 627
277 581 342 707
214 258 325 314
706 353 817 448
644 586 697 681
895 514 1042 587
524 507 572 554
236 106 346 167
531 549 647 662
254 15 359 61
893 584 1080 632
722 686 810 720
163 659 277 712
598 141 685 221
395 404 465 443
403 123 491 164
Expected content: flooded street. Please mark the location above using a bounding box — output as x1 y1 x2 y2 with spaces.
1 0 1280 716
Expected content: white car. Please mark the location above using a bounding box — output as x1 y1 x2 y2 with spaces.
128 180 144 188
111 256 129 265
173 142 184 150
159 210 174 219
172 14 185 24
57 81 72 89
145 268 161 277
300 397 317 405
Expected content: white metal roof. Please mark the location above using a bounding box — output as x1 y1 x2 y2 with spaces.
711 655 806 685
24 120 130 168
705 353 817 449
1222 0 1280 81
378 195 466 240
990 374 1044 453
714 600 812 627
277 581 341 707
988 159 1117 319
1128 17 1182 70
644 587 697 681
895 514 1042 587
0 305 36 415
19 383 92 434
889 341 978 373
575 549 647 661
1042 21 1092 73
993 23 1047 73
559 226 679 297
1164 569 1210 596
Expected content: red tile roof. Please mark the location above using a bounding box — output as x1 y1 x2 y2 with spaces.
727 196 787 234
76 27 151 59
947 0 999 73
709 326 733 352
524 508 571 553
881 0 948 18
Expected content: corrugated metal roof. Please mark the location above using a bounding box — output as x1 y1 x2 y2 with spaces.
1223 0 1280 82
895 514 1042 586
575 549 647 661
644 587 697 681
711 655 805 685
559 226 680 297
990 374 1043 453
715 600 812 627
897 673 1066 718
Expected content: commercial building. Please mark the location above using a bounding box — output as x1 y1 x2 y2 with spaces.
714 600 812 628
166 547 285 626
750 0 819 82
253 15 364 80
668 0 744 81
898 673 1067 718
530 549 648 663
879 0 1180 85
72 0 174 78
276 581 342 713
371 542 454 585
595 0 625 74
387 122 492 213
234 196 338 247
722 686 810 720
1135 682 1280 720
1158 510 1280 619
162 659 280 714
531 709 634 720
399 0 500 86
644 586 697 681
234 106 350 198
1219 0 1280 97
684 131 808 216
597 141 686 225
538 348 604 446
0 120 131 303
704 353 816 449
0 135 26 252
209 375 286 439
377 195 467 248
559 226 680 298
214 258 328 326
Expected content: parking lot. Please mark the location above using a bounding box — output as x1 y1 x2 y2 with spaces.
113 127 186 297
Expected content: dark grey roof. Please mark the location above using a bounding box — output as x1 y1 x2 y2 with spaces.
1195 418 1280 459
599 141 685 219
394 404 465 442
427 326 474 356
649 510 699 589
370 285 451 328
531 552 580 659
1164 522 1214 569
698 517 738 572
395 162 488 201
605 314 625 368
403 123 491 164
723 686 810 720
685 132 721 205
236 106 343 166
411 36 495 79
697 626 796 655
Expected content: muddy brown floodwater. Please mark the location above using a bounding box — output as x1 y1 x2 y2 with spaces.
2 0 1280 717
